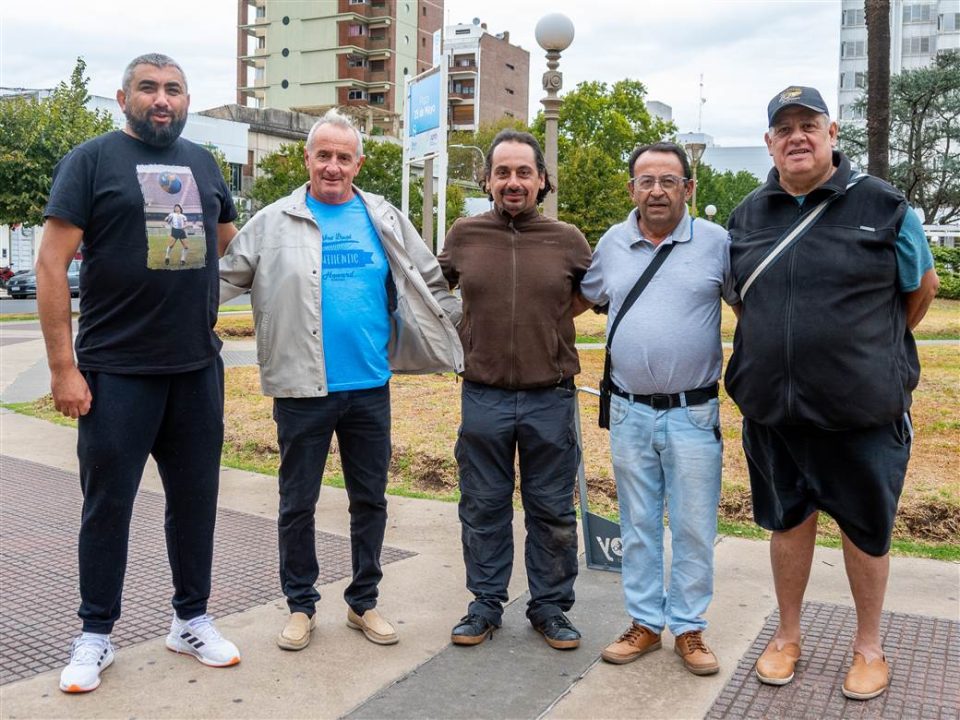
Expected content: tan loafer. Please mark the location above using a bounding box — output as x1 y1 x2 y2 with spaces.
600 622 662 665
674 631 720 676
277 612 316 651
347 608 399 646
755 641 801 685
842 652 889 700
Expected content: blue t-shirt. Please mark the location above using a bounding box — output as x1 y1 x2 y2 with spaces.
305 193 391 392
794 197 933 292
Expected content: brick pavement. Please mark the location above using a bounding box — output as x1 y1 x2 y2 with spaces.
0 455 415 685
706 601 960 719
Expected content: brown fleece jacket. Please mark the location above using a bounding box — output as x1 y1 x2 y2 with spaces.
438 206 592 389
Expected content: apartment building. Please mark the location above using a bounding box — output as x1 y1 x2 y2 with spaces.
444 20 529 131
237 0 442 134
838 0 960 121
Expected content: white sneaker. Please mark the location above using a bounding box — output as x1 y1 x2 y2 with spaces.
59 633 114 693
165 613 240 667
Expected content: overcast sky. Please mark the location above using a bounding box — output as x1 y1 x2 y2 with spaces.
1 0 841 146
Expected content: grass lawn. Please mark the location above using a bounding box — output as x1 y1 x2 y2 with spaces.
10 305 959 561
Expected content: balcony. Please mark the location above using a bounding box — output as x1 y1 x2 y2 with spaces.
338 0 394 17
448 60 478 76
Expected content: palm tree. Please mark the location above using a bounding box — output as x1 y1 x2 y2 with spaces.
865 0 890 179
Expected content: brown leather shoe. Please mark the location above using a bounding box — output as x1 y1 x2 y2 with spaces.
755 640 801 685
842 652 889 700
277 612 315 651
600 622 662 665
347 608 399 646
674 631 719 675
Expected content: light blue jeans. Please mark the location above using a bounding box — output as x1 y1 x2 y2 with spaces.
609 394 722 636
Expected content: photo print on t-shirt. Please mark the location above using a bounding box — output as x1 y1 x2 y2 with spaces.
136 164 207 271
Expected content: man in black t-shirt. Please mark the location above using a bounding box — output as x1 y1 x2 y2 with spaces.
37 53 241 695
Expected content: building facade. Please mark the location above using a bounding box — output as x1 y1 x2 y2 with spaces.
838 0 960 121
444 20 529 131
237 0 442 135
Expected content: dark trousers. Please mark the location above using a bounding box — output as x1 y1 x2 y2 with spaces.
455 380 580 626
273 384 391 617
76 359 224 634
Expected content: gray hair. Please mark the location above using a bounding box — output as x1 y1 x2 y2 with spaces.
122 53 188 95
306 108 364 157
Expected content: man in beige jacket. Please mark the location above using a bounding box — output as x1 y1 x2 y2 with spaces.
220 109 461 651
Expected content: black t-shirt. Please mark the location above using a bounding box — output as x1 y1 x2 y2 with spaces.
45 131 237 374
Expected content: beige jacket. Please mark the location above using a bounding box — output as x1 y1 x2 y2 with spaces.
219 184 463 398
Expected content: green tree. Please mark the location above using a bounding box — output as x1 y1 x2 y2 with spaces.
203 144 233 190
840 51 960 223
530 79 676 243
0 57 114 226
244 136 464 242
694 164 763 227
246 140 307 209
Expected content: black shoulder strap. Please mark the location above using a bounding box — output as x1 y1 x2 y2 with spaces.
606 240 676 350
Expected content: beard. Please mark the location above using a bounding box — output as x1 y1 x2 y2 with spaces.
124 106 187 148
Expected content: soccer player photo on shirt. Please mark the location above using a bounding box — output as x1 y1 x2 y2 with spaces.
137 164 207 270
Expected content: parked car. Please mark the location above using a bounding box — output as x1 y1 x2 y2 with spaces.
6 260 81 299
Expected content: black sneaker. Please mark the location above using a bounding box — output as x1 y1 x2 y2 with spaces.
533 614 581 650
451 614 495 646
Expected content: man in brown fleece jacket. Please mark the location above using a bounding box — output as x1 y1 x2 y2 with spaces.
438 130 592 651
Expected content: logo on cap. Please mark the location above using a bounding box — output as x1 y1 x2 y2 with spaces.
780 87 803 104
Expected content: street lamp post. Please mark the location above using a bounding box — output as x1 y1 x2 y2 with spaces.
704 204 717 223
684 142 706 218
535 13 575 220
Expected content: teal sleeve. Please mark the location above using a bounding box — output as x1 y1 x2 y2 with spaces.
896 207 934 292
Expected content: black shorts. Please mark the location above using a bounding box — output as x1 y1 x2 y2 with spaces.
171 228 187 240
742 415 912 556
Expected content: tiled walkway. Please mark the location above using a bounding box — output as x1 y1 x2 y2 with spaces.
0 455 415 685
706 601 960 719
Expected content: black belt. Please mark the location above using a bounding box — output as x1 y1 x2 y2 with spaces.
609 382 718 410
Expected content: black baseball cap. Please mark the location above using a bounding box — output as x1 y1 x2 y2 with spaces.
767 86 829 126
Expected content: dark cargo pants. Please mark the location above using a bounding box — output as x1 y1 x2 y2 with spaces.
455 380 580 626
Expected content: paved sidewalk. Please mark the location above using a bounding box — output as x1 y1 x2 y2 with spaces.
1 328 957 719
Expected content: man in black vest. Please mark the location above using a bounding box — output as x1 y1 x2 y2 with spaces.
726 86 938 701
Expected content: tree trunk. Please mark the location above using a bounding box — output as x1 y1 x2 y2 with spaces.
865 0 891 179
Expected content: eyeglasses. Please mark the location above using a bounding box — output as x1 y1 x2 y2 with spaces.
629 174 688 192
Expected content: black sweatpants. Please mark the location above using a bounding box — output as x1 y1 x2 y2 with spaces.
75 359 224 634
455 380 580 626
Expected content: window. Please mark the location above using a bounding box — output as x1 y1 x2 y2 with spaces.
349 0 368 4
842 104 865 121
282 15 290 24
939 12 960 30
505 62 515 70
903 4 933 22
348 89 367 100
255 5 265 18
369 59 385 71
841 8 864 26
281 79 289 89
505 88 514 95
370 92 386 105
422 6 426 15
841 40 866 58
404 35 410 45
348 24 366 36
903 35 933 55
281 47 289 57
840 71 867 90
455 28 470 35
422 37 426 47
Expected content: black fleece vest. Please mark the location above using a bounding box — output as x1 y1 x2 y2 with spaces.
725 151 918 429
